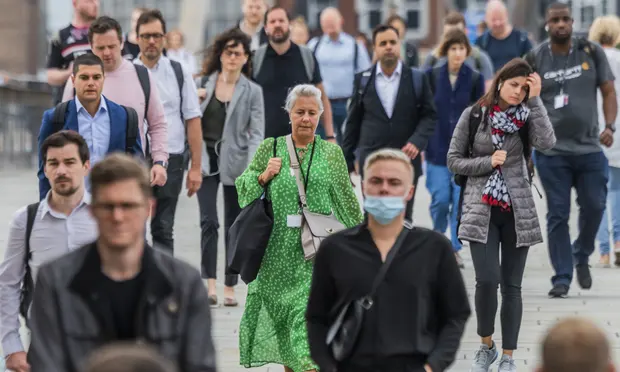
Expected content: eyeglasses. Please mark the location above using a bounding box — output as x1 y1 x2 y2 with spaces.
223 50 244 58
139 33 164 41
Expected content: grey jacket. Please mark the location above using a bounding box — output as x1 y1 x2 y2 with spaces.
27 243 217 372
447 96 556 247
197 72 265 185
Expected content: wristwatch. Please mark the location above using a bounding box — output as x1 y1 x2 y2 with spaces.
154 160 168 169
606 123 616 133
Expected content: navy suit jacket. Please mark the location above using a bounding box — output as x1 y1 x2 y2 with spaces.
37 97 143 200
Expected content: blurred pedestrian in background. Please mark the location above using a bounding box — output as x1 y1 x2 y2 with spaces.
588 15 620 267
291 16 310 45
166 29 199 76
195 28 264 307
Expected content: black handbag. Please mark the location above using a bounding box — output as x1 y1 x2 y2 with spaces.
227 138 277 284
325 226 410 362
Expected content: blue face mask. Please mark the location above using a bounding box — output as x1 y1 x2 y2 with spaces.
363 194 407 225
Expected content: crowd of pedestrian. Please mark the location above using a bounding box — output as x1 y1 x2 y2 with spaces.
0 0 619 371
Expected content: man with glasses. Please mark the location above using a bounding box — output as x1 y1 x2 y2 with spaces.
134 9 203 253
27 153 216 372
1 131 98 372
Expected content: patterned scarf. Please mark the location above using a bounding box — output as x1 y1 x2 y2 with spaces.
481 104 530 211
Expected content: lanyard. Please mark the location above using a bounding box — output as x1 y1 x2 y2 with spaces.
548 44 573 94
291 137 316 197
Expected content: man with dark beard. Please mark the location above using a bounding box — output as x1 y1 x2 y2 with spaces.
252 6 336 141
342 24 437 222
525 2 618 298
0 131 97 372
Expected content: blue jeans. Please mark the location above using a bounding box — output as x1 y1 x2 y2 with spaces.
330 99 348 146
536 151 608 287
597 165 620 255
425 162 462 252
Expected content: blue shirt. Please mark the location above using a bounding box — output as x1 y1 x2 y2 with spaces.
307 33 371 99
75 96 110 166
476 29 533 72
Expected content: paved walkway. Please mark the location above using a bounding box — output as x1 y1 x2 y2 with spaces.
0 170 619 371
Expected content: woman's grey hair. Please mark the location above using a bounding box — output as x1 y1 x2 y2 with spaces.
284 84 324 114
363 148 414 179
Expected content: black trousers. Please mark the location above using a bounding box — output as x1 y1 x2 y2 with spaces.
151 154 185 253
339 355 427 372
196 173 242 286
470 207 529 350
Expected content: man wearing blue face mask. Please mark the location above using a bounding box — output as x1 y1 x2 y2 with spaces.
306 148 471 372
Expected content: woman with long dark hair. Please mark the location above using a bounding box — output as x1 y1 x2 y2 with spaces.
447 58 556 372
195 28 265 307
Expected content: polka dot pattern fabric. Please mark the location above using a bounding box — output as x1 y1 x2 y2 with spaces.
235 135 363 372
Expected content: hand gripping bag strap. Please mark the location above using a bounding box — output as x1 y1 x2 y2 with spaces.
285 135 344 260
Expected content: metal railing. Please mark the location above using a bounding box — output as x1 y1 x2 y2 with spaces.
0 79 52 169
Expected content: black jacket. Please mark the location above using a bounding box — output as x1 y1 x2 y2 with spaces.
306 223 471 372
27 243 217 372
342 64 437 176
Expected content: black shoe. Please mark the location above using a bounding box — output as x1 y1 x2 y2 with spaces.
548 284 569 298
575 264 592 289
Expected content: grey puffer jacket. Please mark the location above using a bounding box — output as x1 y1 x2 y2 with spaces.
447 96 556 247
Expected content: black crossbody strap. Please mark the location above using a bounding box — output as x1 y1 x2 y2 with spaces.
367 227 410 298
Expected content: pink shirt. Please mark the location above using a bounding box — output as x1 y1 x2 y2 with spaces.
63 59 168 162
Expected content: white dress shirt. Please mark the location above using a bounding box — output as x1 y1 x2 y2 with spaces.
375 60 403 118
0 192 98 356
134 56 202 155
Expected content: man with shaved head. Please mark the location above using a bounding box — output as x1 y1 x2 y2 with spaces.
237 0 268 51
537 317 615 372
476 0 532 71
307 7 371 145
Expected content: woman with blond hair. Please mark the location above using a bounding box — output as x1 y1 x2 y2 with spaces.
589 15 620 267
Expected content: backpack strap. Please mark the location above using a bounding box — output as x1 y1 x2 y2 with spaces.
133 64 151 120
470 70 481 103
468 105 483 155
312 36 322 54
353 39 359 72
169 59 185 119
479 31 490 50
20 202 40 318
518 120 533 182
410 68 424 108
52 101 70 133
252 45 268 80
299 45 316 82
122 105 139 154
524 49 537 72
357 70 373 102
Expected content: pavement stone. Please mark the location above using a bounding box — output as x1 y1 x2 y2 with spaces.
0 169 619 371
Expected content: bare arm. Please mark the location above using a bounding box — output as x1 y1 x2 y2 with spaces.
601 80 618 126
47 68 73 86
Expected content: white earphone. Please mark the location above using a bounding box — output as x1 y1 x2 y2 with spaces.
545 24 549 32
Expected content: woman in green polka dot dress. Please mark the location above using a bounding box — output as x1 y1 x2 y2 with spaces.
236 84 363 372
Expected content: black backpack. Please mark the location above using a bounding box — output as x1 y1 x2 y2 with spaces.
51 100 139 154
19 202 40 320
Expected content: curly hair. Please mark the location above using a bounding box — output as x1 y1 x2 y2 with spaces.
200 28 252 77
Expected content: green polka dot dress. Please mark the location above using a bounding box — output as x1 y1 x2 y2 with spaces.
235 136 363 372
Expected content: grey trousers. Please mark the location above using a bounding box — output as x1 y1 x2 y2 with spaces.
470 207 529 350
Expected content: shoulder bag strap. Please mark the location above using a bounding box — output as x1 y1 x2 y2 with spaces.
286 135 308 208
364 227 410 302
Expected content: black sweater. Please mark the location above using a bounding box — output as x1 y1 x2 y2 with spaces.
306 223 471 372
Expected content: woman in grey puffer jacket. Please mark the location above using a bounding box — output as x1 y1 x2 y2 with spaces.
447 58 556 372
